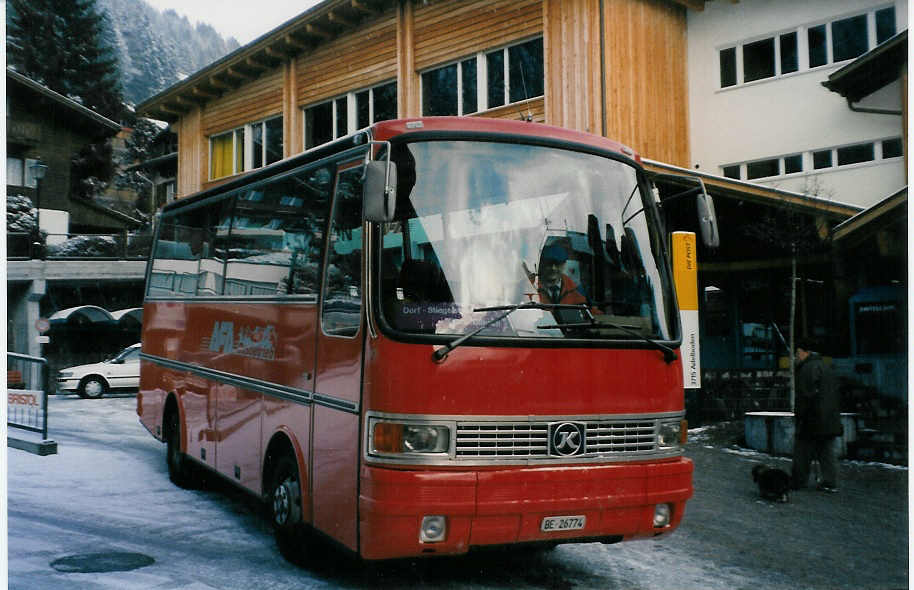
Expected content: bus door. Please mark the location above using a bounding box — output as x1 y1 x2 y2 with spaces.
312 158 367 550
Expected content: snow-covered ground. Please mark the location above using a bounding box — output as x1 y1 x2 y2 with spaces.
5 394 908 589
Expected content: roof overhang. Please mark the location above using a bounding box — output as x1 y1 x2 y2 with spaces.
642 159 861 219
832 186 907 245
136 0 393 122
137 0 706 122
7 68 121 134
821 30 907 102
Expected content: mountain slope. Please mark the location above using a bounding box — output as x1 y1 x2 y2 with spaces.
99 0 240 106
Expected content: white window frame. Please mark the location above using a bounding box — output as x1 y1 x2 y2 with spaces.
419 36 544 116
303 79 397 150
209 115 283 180
717 5 894 90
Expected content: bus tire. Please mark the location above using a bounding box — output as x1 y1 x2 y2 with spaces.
77 376 108 399
165 408 197 489
269 454 307 561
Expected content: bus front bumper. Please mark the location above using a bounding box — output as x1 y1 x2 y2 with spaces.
358 457 693 560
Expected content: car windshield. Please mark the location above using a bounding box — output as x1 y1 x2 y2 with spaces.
112 347 140 363
378 140 675 342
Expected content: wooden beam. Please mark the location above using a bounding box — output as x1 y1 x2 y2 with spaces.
207 76 233 91
192 87 217 100
351 0 378 16
305 23 332 40
283 33 308 51
265 46 293 60
328 10 355 28
246 55 271 71
224 67 251 82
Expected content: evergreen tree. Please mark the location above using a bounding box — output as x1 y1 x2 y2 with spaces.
7 0 125 121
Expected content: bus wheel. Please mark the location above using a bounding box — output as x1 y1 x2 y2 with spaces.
165 409 196 489
269 455 306 560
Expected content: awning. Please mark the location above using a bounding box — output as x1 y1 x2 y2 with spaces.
110 307 144 327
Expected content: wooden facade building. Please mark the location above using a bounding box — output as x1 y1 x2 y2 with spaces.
137 0 696 198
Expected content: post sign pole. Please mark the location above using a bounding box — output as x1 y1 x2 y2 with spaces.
672 232 700 389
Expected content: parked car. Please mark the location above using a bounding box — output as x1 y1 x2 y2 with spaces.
57 343 141 399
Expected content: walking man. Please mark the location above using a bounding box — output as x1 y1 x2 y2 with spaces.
792 337 842 492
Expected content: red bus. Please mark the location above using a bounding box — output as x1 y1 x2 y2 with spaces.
138 117 718 561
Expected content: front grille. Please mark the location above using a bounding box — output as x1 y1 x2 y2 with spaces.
455 423 550 458
455 419 660 459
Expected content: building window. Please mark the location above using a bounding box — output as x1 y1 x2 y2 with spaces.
882 137 903 159
743 38 776 83
210 116 284 180
784 154 803 174
722 164 740 179
746 158 779 180
779 32 798 74
305 80 398 150
831 14 868 63
421 36 544 116
812 149 833 170
720 6 896 88
720 47 737 88
6 157 41 188
836 142 874 166
876 7 896 44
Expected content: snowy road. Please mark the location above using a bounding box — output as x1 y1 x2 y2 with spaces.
7 395 908 589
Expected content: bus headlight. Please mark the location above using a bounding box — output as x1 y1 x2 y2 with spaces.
658 419 687 450
370 419 450 455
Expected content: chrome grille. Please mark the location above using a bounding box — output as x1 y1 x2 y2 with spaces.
585 421 657 453
455 419 660 459
455 423 550 457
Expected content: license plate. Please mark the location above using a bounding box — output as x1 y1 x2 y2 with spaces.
541 515 586 532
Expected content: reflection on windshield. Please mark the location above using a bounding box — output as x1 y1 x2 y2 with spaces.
380 140 674 342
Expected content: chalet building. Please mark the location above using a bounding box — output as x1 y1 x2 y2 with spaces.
6 68 143 236
136 0 907 424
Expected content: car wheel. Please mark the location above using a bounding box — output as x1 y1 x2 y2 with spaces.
269 454 308 561
78 376 108 399
165 410 197 489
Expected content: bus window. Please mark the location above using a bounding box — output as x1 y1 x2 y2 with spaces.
322 164 364 336
197 200 233 296
149 207 207 297
223 165 332 298
381 140 672 341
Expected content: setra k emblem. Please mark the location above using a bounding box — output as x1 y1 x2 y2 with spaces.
550 422 585 456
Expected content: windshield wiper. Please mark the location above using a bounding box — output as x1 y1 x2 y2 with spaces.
431 302 584 362
537 306 678 364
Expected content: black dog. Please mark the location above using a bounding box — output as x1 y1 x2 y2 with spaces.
752 464 791 503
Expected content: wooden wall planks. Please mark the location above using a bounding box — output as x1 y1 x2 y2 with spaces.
178 0 691 197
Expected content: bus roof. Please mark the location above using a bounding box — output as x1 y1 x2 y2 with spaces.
371 117 639 161
161 117 640 215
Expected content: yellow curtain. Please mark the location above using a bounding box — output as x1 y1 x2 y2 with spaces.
210 133 233 179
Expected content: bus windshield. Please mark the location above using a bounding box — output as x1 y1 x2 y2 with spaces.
379 140 676 342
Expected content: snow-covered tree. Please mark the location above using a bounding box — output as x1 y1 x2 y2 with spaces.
7 0 125 121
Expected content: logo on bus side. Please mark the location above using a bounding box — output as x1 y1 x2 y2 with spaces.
550 422 585 456
208 320 277 360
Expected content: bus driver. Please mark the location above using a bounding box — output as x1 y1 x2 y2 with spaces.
527 244 589 306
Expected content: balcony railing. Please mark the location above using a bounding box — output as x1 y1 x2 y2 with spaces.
7 231 152 260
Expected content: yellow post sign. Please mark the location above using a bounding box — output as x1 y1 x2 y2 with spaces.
672 232 700 389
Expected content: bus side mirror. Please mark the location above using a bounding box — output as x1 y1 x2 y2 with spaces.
363 160 397 222
653 173 720 249
697 190 719 248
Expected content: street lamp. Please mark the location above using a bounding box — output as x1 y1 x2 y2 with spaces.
29 159 48 259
